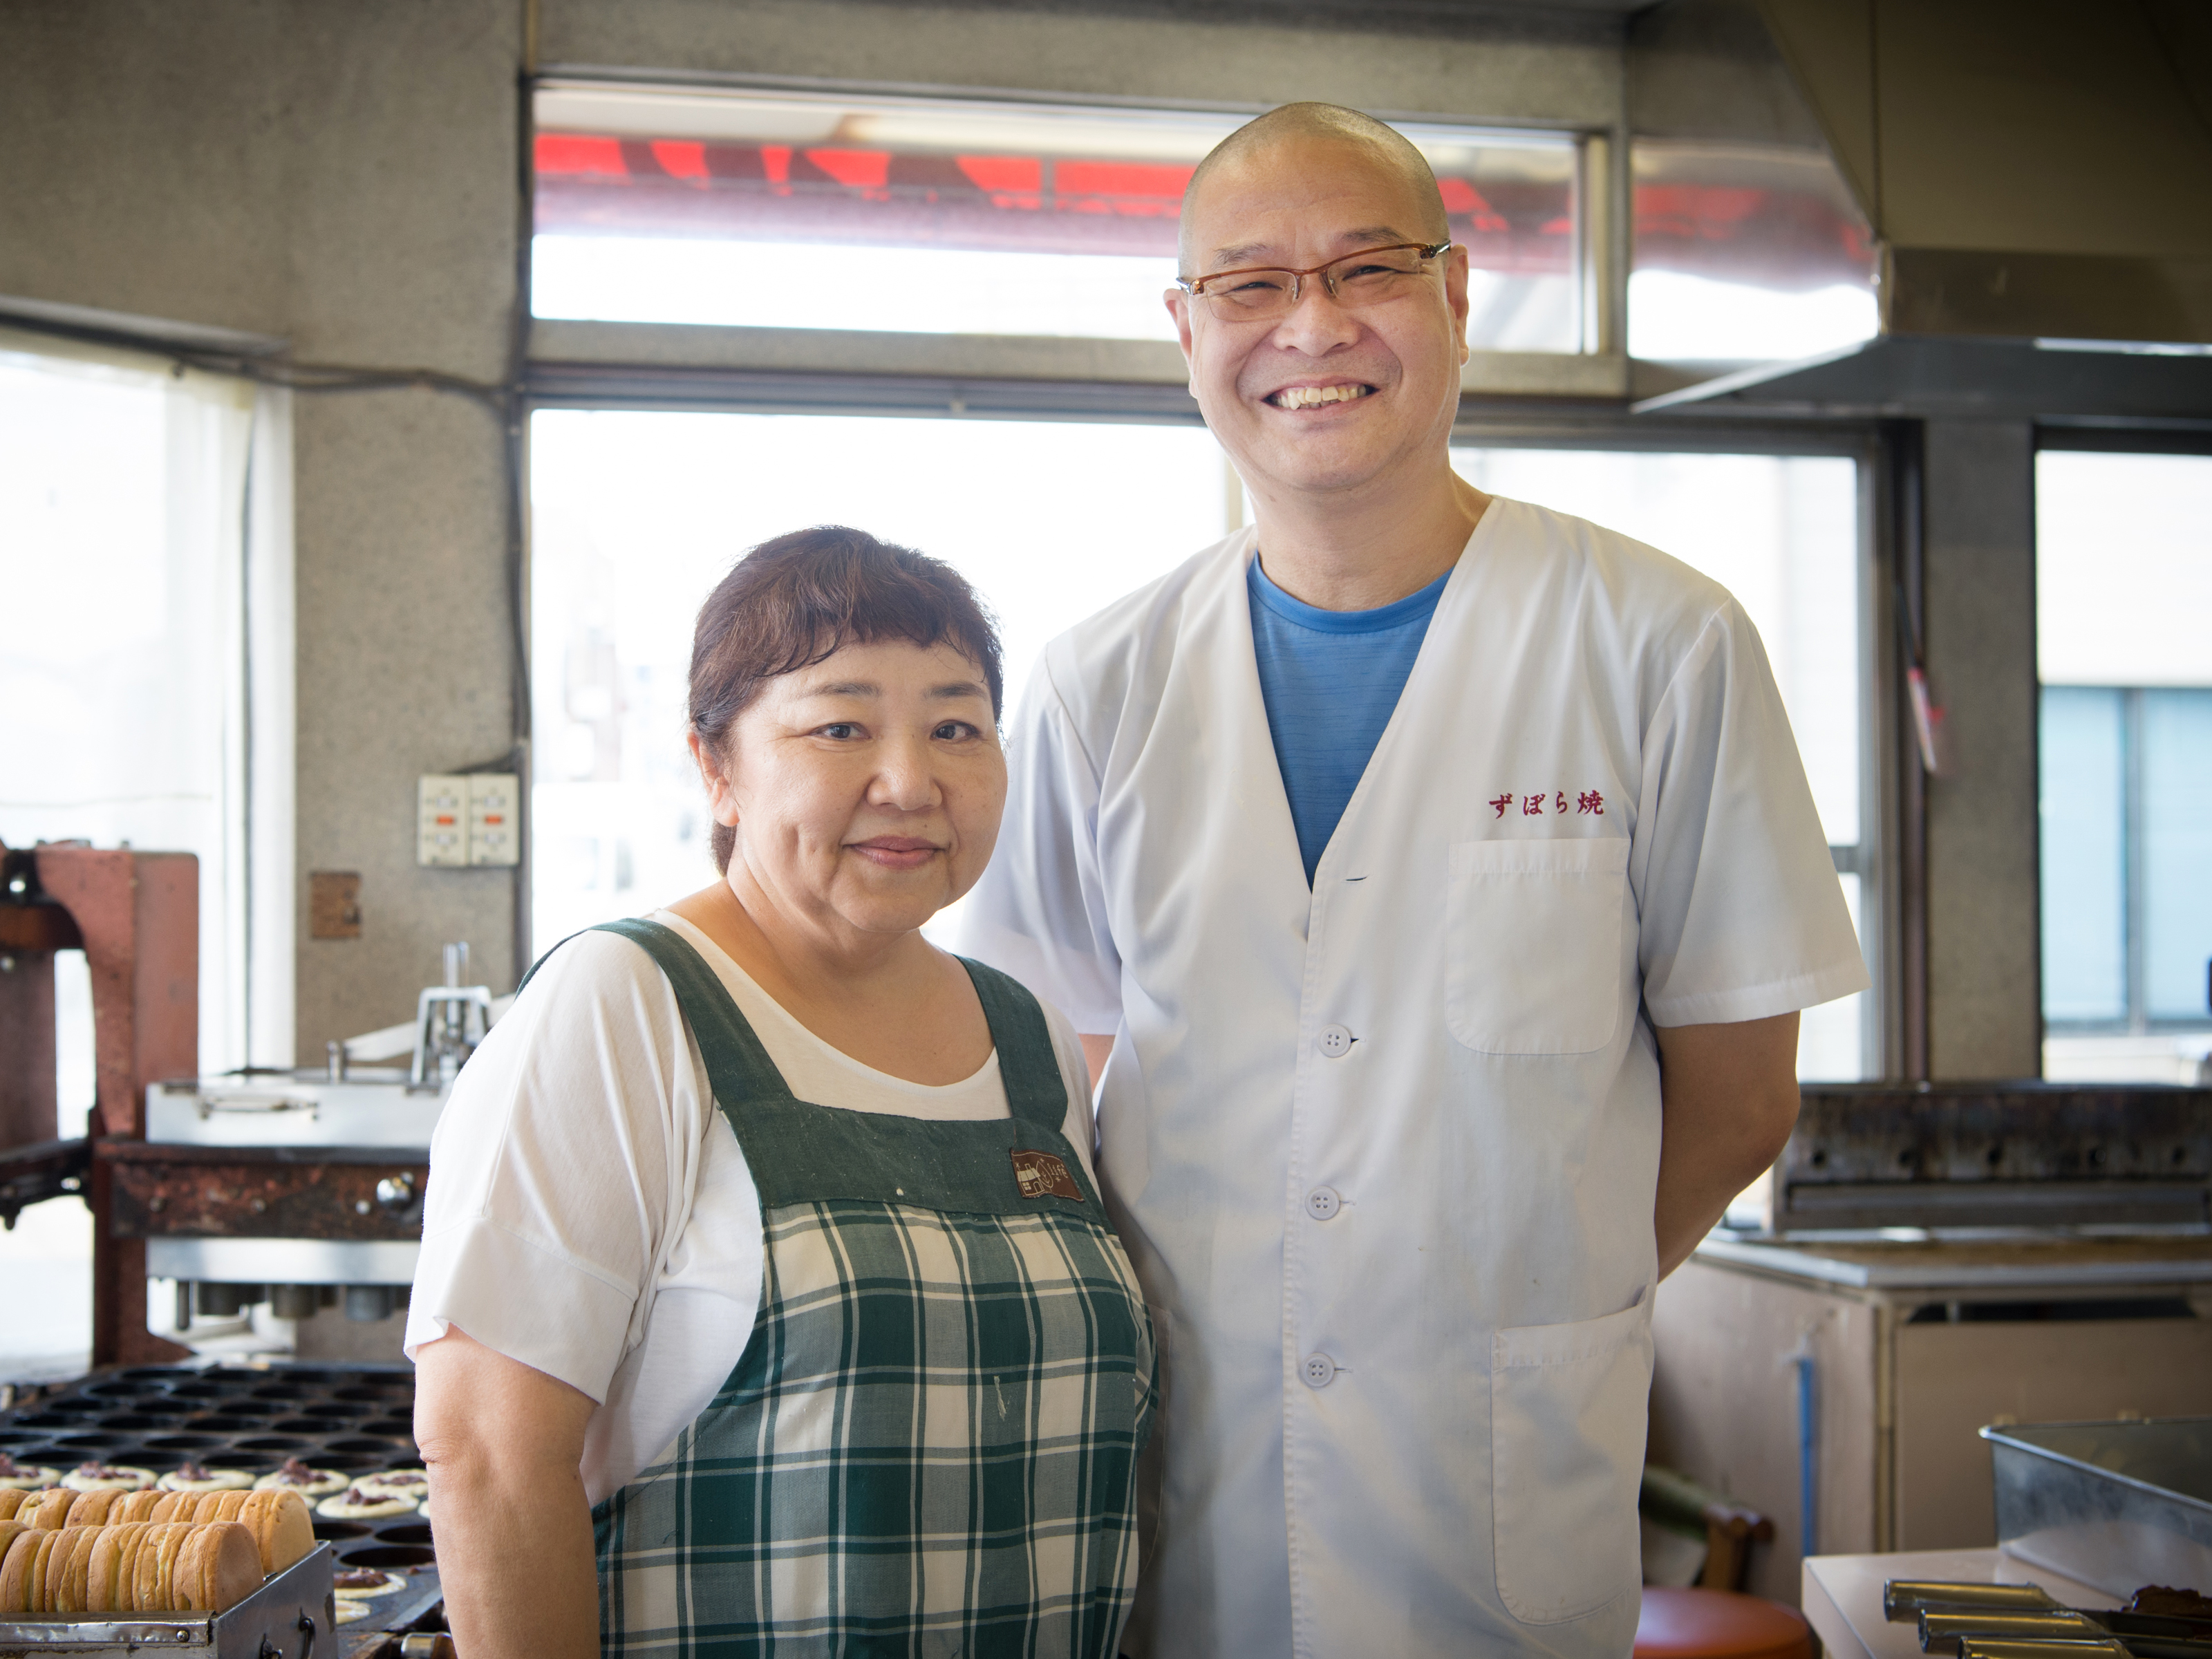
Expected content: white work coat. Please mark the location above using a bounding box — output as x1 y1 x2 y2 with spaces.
959 498 1867 1659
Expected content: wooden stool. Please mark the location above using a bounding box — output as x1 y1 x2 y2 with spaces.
1634 1586 1814 1659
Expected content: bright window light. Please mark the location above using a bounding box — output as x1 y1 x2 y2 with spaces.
528 409 1239 951
531 84 1582 350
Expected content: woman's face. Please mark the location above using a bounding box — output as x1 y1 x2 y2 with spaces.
697 636 1006 948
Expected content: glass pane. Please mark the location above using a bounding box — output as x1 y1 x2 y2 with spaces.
1797 872 1864 1080
1629 140 1877 361
532 85 1580 349
1447 449 1861 845
529 410 1236 950
2037 451 2212 687
2141 689 2212 1021
2038 686 2126 1023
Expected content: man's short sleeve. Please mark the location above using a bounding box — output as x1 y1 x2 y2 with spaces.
957 653 1123 1035
1633 599 1871 1027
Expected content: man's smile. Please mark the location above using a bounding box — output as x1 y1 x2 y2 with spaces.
1266 382 1376 411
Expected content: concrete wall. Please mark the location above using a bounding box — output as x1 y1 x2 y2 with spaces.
0 0 2052 1073
1921 420 2043 1077
0 0 1630 1058
0 0 523 1055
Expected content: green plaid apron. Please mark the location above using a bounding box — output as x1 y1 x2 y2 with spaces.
577 919 1156 1658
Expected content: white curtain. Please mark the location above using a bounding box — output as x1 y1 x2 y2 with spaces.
0 327 295 1098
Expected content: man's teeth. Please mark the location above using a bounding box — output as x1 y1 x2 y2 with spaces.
1273 384 1371 409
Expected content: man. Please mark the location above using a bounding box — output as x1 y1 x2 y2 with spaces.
958 102 1866 1658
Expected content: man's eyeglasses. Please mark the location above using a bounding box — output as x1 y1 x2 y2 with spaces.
1176 242 1453 322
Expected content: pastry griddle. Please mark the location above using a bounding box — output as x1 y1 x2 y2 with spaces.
0 1361 441 1656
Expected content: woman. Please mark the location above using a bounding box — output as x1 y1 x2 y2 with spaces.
409 527 1154 1658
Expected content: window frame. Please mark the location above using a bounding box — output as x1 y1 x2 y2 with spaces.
515 75 1896 1079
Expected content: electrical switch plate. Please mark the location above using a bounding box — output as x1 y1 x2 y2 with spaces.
467 773 521 866
418 776 469 866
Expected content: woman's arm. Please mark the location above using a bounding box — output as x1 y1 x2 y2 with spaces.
415 1324 600 1659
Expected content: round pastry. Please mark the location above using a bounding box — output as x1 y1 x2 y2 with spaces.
30 1488 79 1529
173 1520 261 1613
0 1489 28 1520
335 1599 371 1625
315 1485 418 1521
61 1462 156 1492
353 1468 429 1499
189 1489 254 1524
51 1524 102 1614
111 1490 167 1524
158 1461 255 1492
24 1528 66 1613
65 1489 123 1528
252 1459 348 1498
0 1454 58 1492
0 1525 46 1612
84 1521 149 1612
332 1566 407 1599
131 1521 196 1612
236 1488 313 1575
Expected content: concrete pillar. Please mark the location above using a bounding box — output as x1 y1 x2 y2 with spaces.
1920 419 2042 1078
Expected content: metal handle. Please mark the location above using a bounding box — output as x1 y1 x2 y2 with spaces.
198 1095 319 1121
375 1172 418 1215
297 1608 319 1657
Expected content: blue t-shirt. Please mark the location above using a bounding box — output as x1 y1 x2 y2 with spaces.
1247 555 1450 884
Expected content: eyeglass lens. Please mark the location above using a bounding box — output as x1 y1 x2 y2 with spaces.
1197 246 1438 317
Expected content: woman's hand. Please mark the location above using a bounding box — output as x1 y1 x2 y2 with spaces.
415 1325 599 1659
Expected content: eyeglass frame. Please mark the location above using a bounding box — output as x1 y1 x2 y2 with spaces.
1174 241 1456 318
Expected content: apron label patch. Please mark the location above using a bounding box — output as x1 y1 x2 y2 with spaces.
1011 1149 1082 1201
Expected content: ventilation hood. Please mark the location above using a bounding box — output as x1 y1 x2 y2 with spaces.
1631 0 2212 417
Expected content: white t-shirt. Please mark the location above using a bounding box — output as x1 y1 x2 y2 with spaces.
403 910 1096 1506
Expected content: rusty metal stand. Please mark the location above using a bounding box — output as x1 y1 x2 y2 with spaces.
1 844 198 1366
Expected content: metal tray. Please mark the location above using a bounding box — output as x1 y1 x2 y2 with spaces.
0 1361 442 1655
1983 1418 2212 1597
0 1541 333 1656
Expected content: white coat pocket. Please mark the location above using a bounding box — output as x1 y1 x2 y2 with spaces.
1490 1294 1653 1625
1446 838 1630 1056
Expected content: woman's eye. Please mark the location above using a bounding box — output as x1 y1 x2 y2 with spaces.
817 722 861 740
933 721 978 741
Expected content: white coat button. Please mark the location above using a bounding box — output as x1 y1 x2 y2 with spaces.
1302 1353 1338 1389
1305 1186 1341 1221
1317 1024 1353 1058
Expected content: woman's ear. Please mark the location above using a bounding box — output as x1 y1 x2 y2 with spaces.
688 731 741 827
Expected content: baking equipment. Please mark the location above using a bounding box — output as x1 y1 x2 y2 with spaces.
1985 1420 2212 1599
1771 1084 2212 1235
0 1360 443 1656
0 1544 335 1657
124 942 496 1333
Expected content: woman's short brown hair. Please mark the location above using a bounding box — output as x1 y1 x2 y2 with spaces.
689 525 1003 874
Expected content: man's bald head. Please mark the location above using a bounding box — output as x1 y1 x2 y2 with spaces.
1178 102 1449 272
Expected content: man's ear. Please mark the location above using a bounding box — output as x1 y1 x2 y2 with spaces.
1165 288 1197 369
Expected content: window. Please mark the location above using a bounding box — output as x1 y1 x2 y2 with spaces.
2038 449 2212 1082
1449 447 1871 1079
532 84 1586 350
0 330 292 1379
1629 140 1877 363
528 408 1239 950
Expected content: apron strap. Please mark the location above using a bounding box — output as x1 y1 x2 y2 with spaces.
520 917 799 1108
519 921 1071 1130
954 955 1074 1131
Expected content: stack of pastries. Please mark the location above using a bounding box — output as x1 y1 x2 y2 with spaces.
0 1483 312 1615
